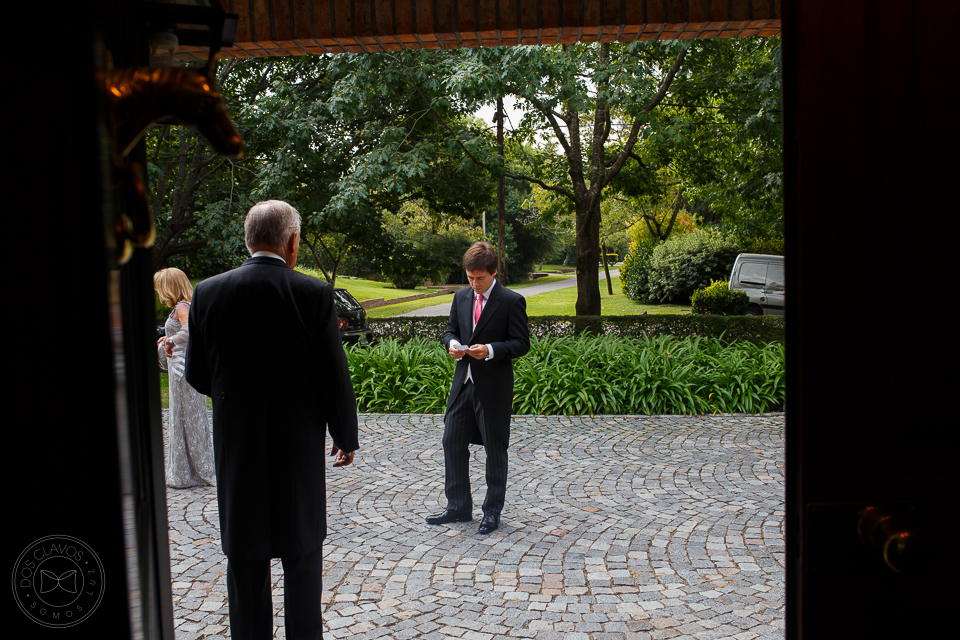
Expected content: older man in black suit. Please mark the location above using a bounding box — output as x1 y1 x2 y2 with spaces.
185 200 358 640
426 242 530 534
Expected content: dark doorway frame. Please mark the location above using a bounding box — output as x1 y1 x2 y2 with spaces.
9 2 954 638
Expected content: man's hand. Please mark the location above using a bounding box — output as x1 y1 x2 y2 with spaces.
330 444 355 467
448 343 466 359
464 344 489 360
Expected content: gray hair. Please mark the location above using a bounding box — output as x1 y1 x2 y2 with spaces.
244 200 301 253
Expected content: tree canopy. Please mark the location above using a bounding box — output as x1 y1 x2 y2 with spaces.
149 37 783 313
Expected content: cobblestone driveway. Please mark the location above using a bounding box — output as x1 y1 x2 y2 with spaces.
166 413 785 639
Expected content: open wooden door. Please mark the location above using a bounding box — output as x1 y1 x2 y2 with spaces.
783 1 955 636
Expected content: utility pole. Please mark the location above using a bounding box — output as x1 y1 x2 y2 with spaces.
494 97 508 282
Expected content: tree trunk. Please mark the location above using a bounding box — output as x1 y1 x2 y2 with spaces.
601 239 613 295
574 199 602 315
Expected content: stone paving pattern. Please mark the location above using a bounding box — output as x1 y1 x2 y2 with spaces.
165 411 785 639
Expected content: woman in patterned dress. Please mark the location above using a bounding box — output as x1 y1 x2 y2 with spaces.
155 268 216 488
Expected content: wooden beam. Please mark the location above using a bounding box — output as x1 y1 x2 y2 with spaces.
176 0 781 60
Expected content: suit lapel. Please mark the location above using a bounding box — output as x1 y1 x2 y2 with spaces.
459 288 474 343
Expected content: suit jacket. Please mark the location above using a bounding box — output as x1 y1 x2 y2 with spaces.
444 282 530 446
185 256 359 559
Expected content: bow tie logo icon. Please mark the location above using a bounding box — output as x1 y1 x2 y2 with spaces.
38 569 77 594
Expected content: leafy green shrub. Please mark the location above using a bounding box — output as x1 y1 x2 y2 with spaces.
645 229 741 303
691 280 750 316
345 337 453 412
346 334 785 415
619 235 658 301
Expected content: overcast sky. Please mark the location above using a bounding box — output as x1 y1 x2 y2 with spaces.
474 96 527 137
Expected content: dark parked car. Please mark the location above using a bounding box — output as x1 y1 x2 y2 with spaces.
333 288 373 345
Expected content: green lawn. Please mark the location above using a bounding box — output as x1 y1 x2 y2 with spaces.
539 264 577 273
160 372 169 408
367 275 688 317
524 276 689 316
295 268 426 301
366 294 456 318
159 372 213 410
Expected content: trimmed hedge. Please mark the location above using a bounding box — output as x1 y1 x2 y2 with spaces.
369 314 783 345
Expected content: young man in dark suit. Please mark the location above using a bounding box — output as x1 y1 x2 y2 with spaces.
185 200 358 640
427 242 530 534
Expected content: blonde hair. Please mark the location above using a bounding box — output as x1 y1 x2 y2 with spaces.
153 268 193 308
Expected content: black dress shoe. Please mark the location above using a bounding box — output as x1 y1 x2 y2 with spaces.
478 514 500 534
425 510 472 525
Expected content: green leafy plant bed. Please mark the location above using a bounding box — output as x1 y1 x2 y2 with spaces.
346 334 784 416
369 314 783 345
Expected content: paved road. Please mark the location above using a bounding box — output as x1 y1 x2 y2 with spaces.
400 270 619 318
166 410 785 639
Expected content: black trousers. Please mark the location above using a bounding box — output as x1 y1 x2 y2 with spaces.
442 380 508 516
226 545 323 640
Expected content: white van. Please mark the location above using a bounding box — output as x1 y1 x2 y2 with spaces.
729 254 785 316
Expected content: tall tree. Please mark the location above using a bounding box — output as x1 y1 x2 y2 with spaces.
436 42 689 315
610 37 783 240
148 58 282 273
251 52 495 286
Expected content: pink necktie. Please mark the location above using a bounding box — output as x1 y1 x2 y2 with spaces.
474 293 483 324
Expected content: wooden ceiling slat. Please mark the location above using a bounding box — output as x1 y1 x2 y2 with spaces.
560 0 579 33
332 0 352 40
730 0 752 22
624 1 643 36
178 0 778 59
583 1 601 28
394 0 415 41
688 0 709 24
251 0 272 42
500 0 519 34
519 0 537 38
434 0 457 38
354 0 375 43
458 0 476 32
415 0 435 34
292 0 314 39
374 0 393 37
708 1 728 23
541 0 560 41
645 1 665 26
313 0 333 39
477 0 497 35
273 0 293 40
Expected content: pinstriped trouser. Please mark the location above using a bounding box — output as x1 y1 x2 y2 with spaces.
442 380 508 516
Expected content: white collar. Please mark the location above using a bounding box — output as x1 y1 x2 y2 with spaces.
475 278 496 299
251 251 286 263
